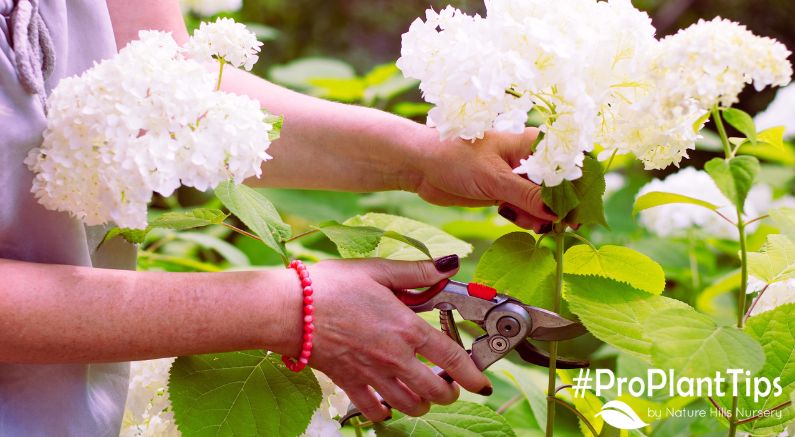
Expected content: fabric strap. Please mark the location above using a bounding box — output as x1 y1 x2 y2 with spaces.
9 0 55 110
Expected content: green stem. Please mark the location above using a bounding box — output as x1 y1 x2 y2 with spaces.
352 417 364 437
216 58 225 91
728 395 740 437
712 106 732 158
546 230 565 437
553 397 598 437
603 149 619 174
713 107 748 437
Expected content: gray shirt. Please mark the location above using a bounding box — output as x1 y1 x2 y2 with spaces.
0 1 135 435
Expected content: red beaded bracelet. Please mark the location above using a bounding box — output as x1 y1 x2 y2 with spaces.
282 259 314 372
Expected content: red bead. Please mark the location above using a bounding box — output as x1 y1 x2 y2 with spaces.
300 349 311 358
305 305 314 315
302 278 312 287
303 286 313 296
299 357 309 365
305 324 315 333
303 332 313 342
304 315 314 324
299 270 309 279
303 341 312 350
303 296 314 305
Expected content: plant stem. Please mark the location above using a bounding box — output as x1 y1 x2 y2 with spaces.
351 417 364 437
285 228 320 242
714 107 749 437
744 284 769 323
216 58 225 91
553 398 598 437
546 230 566 437
736 401 792 424
728 395 740 437
220 222 262 242
712 106 732 157
496 394 523 414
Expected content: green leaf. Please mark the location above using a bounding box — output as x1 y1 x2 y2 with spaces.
264 113 283 142
758 126 786 149
492 360 548 430
374 401 515 437
732 303 795 435
169 351 322 437
563 245 665 295
644 308 765 379
316 221 432 259
541 180 579 218
564 275 690 361
102 208 229 245
632 191 719 215
567 156 608 227
215 181 291 261
473 232 556 308
150 208 229 230
770 207 795 242
103 227 150 245
704 156 760 213
722 108 757 144
747 234 795 284
344 213 472 260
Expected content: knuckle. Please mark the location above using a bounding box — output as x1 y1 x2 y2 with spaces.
439 344 467 370
424 382 454 404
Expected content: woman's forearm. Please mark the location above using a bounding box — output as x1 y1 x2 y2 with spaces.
221 67 429 192
0 259 301 363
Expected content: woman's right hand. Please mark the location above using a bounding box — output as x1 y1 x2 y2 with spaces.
291 257 492 422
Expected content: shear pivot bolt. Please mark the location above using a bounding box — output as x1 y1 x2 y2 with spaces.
497 316 520 337
489 336 509 352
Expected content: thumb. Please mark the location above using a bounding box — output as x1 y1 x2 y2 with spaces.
370 255 460 290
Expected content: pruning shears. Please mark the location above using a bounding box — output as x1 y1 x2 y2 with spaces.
340 279 589 424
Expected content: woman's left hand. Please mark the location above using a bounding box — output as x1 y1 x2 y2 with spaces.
406 126 558 233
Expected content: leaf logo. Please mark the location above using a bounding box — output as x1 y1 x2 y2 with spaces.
594 400 648 430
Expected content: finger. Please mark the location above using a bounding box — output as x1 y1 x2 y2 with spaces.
399 361 460 406
371 377 429 417
416 327 491 395
369 257 460 290
498 203 553 233
489 170 558 222
342 384 391 422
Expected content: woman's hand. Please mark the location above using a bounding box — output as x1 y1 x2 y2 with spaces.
298 256 491 422
407 126 558 232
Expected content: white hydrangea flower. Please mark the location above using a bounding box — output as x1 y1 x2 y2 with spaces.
26 30 277 229
300 411 342 437
398 3 792 186
120 358 180 437
636 167 792 239
180 0 242 17
186 17 263 70
755 83 795 138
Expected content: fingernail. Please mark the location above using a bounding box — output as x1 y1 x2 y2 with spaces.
498 205 518 222
543 204 556 216
384 414 393 422
434 254 459 272
478 385 493 396
539 223 553 234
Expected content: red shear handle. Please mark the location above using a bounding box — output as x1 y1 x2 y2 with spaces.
394 279 449 306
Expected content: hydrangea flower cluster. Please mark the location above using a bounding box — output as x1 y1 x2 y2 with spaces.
26 21 277 229
121 358 179 437
637 167 795 239
398 0 792 186
186 18 263 71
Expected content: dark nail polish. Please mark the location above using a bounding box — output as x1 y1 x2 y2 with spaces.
539 223 553 234
478 385 493 396
434 254 460 272
384 415 393 422
498 205 518 222
543 204 556 216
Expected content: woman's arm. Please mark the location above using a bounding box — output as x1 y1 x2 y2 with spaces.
106 0 558 231
1 256 490 420
0 258 300 362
